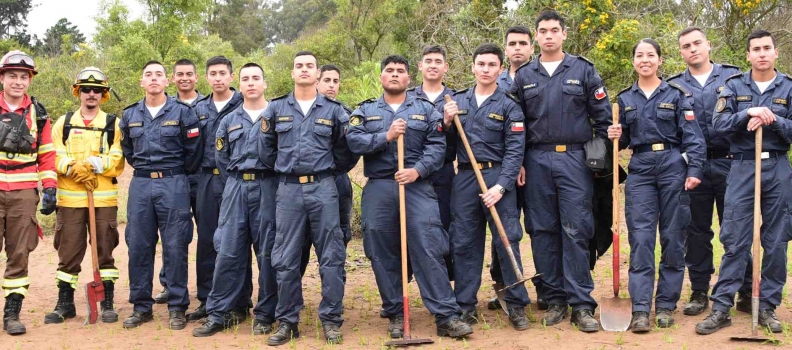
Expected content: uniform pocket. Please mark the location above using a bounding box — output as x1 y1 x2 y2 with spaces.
275 122 294 147
160 126 180 137
655 109 677 135
562 84 584 96
313 124 333 150
365 120 384 132
484 118 505 144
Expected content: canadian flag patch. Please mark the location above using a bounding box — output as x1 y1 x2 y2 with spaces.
187 128 200 138
511 122 524 132
594 87 606 100
684 110 695 121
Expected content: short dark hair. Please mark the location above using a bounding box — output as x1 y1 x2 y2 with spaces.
320 64 341 79
506 25 533 42
206 56 233 73
677 27 706 41
381 55 410 74
421 45 447 60
142 60 166 73
173 58 196 73
239 62 265 77
473 43 504 65
535 10 565 30
746 30 776 51
295 51 318 66
633 38 662 57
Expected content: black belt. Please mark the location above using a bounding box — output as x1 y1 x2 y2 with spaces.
633 143 679 154
459 162 500 171
281 171 332 184
732 151 787 160
707 150 732 160
231 170 277 181
133 168 185 179
527 143 584 152
201 167 220 175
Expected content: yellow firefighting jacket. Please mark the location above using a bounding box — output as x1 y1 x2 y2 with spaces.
52 110 124 207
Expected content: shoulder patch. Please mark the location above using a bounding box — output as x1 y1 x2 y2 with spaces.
716 98 727 112
260 119 270 133
349 116 363 126
216 137 224 151
667 81 691 97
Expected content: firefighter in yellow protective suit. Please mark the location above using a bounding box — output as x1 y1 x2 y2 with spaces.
44 67 124 324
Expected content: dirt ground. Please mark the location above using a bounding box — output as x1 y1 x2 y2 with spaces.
2 169 790 350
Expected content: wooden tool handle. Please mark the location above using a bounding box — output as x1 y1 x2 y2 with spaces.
611 103 620 297
751 127 762 336
396 134 412 338
87 190 101 282
444 94 524 281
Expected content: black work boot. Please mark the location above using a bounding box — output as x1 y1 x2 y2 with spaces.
536 297 549 311
101 281 118 323
44 281 77 324
169 310 187 330
229 306 249 325
508 307 530 331
630 311 651 333
3 293 26 335
695 310 731 335
460 309 479 325
267 322 300 346
735 291 751 314
436 317 473 338
683 290 709 316
322 323 342 344
759 309 783 333
571 309 599 332
253 319 273 335
379 308 388 318
487 296 501 310
154 288 168 304
192 319 226 337
123 310 153 329
541 304 568 326
655 308 675 328
388 316 404 338
186 301 207 322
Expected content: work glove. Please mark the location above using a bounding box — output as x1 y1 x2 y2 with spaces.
70 160 93 182
84 177 98 192
73 161 96 183
86 156 104 174
40 187 56 215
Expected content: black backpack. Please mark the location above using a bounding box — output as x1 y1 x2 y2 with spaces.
61 112 116 154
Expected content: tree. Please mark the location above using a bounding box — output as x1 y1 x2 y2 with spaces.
139 0 211 59
259 0 336 47
331 0 416 64
0 0 32 39
206 0 267 54
36 18 87 56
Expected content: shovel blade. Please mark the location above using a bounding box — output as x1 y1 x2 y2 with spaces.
384 336 435 347
730 335 780 344
492 283 510 316
600 296 632 332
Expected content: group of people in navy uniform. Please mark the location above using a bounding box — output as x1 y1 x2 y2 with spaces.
3 8 790 345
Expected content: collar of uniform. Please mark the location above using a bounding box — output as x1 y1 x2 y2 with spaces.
228 106 253 126
71 109 108 127
137 95 174 114
682 61 719 82
629 79 669 93
203 88 242 112
414 83 451 99
497 70 512 83
742 69 784 87
465 85 502 102
530 51 573 71
0 91 31 113
285 91 326 107
376 94 414 109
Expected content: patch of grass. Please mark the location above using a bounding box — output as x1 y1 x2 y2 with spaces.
615 332 624 345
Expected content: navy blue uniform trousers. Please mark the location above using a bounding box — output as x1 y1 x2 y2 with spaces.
362 178 461 325
127 174 192 312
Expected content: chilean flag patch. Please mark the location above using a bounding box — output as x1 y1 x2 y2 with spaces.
684 110 695 121
187 128 200 138
511 122 524 132
594 87 606 100
437 124 443 132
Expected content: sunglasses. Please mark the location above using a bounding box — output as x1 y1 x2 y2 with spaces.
80 87 107 94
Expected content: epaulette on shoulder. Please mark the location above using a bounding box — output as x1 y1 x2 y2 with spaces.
357 97 377 107
666 72 683 82
514 59 532 73
173 98 192 108
577 55 594 65
617 86 632 97
784 74 792 82
721 63 740 70
195 94 212 104
726 72 744 82
504 91 519 103
453 88 469 95
668 81 691 97
406 86 417 92
271 93 289 101
124 101 139 110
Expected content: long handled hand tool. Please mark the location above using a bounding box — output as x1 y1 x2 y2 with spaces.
600 103 631 332
385 134 434 347
83 189 105 325
443 95 538 314
731 127 777 344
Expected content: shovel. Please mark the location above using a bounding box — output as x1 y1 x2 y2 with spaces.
600 103 631 332
384 134 434 347
443 95 538 316
83 190 105 325
730 127 778 344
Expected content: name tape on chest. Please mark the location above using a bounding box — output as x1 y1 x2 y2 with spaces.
162 120 179 126
198 115 207 120
458 109 468 115
488 113 504 121
366 116 383 122
623 106 635 112
523 83 537 89
276 116 294 123
565 79 581 86
736 95 752 102
128 122 143 127
717 86 724 93
227 124 243 133
774 98 788 106
658 103 675 110
409 114 426 121
315 118 333 126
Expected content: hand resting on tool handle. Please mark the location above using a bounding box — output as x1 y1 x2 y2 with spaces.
386 118 406 142
480 185 504 208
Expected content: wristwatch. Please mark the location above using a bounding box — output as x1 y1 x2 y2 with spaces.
498 185 506 194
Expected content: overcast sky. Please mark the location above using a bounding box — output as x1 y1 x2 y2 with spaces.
28 0 145 41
